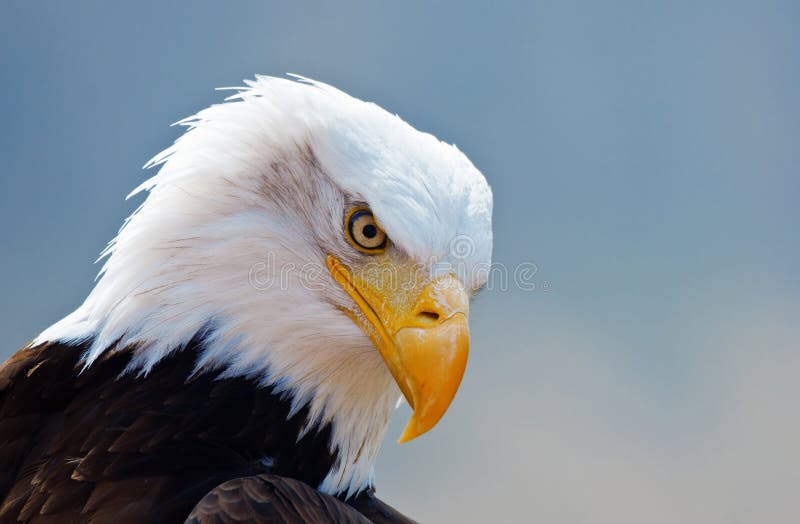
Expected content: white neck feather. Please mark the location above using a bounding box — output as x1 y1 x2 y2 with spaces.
35 137 400 499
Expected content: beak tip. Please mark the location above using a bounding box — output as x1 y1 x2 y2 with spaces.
397 422 421 444
396 412 436 444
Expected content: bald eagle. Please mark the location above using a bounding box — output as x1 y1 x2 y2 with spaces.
0 76 493 523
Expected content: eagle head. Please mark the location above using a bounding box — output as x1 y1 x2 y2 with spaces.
37 76 493 497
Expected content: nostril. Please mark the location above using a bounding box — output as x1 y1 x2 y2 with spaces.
416 310 441 323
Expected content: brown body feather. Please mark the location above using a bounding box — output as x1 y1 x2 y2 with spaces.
0 339 415 523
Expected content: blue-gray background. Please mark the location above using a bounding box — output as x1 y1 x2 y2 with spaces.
1 1 798 522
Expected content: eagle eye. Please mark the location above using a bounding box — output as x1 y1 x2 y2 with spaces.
346 207 388 254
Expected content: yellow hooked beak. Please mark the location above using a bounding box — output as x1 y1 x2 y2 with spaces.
326 255 470 443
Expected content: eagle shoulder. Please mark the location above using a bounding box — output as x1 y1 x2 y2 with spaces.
186 474 417 524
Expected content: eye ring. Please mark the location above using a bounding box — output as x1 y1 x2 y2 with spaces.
345 207 388 254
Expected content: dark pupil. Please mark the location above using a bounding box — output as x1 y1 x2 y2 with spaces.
362 224 378 239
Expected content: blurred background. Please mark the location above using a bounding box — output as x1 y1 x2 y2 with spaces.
1 1 798 522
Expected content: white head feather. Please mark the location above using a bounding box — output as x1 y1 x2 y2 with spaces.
36 75 493 497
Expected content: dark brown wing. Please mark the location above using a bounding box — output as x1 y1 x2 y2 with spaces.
346 489 418 524
1 339 418 523
0 340 339 523
185 474 372 524
0 342 235 523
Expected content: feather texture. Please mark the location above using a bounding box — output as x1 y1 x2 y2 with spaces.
0 339 413 523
